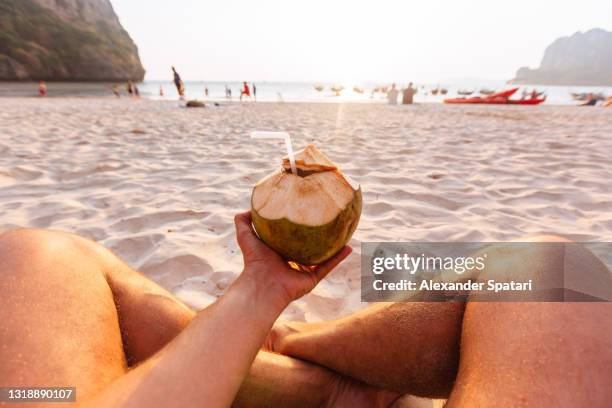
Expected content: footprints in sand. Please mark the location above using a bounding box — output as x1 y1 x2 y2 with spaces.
111 210 211 233
8 166 44 181
143 254 214 286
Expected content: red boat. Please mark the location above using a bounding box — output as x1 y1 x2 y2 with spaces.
444 88 546 105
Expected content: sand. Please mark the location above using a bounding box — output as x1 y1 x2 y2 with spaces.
1 98 611 321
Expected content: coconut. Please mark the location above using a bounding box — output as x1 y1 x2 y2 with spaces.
251 144 362 265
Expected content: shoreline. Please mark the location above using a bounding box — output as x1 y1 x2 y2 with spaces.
3 81 611 105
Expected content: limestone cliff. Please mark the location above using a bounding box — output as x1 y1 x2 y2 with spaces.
0 0 145 81
510 28 612 86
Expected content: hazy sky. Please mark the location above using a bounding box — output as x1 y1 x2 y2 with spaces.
111 0 611 82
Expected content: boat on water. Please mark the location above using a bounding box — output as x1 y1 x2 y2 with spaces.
330 85 344 96
479 88 495 95
571 92 605 101
353 86 364 94
444 88 546 105
314 84 324 92
457 89 474 96
430 87 439 95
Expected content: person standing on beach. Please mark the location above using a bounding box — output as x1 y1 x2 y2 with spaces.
172 66 185 99
253 83 257 101
402 82 416 105
126 81 134 97
38 81 47 97
240 81 251 102
387 83 399 105
205 87 209 97
159 85 164 97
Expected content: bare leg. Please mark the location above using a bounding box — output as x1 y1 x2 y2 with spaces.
0 229 127 405
0 229 394 407
271 237 612 406
234 351 399 408
270 302 463 397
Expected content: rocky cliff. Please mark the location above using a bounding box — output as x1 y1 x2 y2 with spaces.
0 0 145 81
510 28 612 86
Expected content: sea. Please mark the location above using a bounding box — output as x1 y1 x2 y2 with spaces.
1 80 611 105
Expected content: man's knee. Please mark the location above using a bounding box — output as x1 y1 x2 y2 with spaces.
521 234 572 243
0 228 76 261
0 228 107 281
479 235 610 300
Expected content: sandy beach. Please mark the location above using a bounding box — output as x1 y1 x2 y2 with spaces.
1 98 611 321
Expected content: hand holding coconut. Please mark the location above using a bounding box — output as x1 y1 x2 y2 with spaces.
235 211 352 305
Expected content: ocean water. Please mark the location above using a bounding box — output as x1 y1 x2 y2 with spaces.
1 80 611 105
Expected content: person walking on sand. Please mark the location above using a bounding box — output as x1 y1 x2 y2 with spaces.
159 85 164 97
172 66 185 99
387 83 399 105
402 82 416 105
240 81 251 102
38 81 47 97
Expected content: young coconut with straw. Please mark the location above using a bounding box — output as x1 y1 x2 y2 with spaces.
250 132 362 266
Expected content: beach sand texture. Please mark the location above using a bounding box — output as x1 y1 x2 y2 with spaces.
1 98 611 321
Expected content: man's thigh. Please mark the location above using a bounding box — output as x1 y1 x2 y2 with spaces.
447 240 612 407
448 302 611 407
0 229 127 404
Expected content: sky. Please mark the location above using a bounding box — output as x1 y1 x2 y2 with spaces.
111 0 612 83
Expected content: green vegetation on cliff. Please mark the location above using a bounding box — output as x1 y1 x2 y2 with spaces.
0 0 145 81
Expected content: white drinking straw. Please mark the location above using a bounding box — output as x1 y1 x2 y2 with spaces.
250 131 297 175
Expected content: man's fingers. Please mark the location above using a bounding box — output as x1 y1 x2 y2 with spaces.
315 246 352 280
234 211 261 252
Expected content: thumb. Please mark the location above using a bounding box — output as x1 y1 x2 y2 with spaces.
234 211 261 252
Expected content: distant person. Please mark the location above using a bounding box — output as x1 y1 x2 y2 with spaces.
580 93 598 106
38 81 47 97
205 87 209 97
228 87 232 101
253 83 257 101
159 85 164 97
172 66 185 99
402 82 416 105
387 83 398 105
530 89 538 100
112 84 120 98
241 81 251 101
126 81 134 97
521 88 529 100
134 85 140 98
